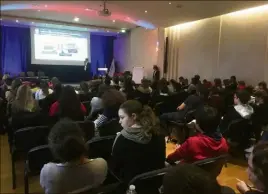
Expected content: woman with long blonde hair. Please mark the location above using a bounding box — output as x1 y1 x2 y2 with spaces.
12 84 38 113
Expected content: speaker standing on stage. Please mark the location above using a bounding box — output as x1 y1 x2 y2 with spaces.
153 65 160 82
84 58 91 80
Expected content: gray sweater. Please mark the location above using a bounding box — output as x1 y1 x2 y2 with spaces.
40 158 107 194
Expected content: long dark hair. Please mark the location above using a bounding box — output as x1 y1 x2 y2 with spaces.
120 100 160 135
58 86 83 120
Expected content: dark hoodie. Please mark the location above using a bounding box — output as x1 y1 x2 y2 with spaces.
167 133 228 163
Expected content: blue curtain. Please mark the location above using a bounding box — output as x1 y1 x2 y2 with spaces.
0 26 31 76
90 35 114 76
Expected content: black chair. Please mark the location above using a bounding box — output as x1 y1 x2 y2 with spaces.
86 135 116 161
24 145 54 194
98 119 122 137
27 71 35 77
193 154 229 178
154 101 176 117
11 126 50 189
223 119 253 149
76 120 95 141
128 167 171 194
72 182 121 194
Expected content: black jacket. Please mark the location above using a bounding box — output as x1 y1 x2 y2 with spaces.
153 70 160 82
111 134 166 182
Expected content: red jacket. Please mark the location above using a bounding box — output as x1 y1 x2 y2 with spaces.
49 101 87 117
167 133 228 163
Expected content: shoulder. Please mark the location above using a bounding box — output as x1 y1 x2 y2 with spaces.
90 158 107 169
40 162 58 178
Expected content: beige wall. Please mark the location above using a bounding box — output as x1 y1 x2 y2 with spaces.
165 7 268 85
114 27 165 79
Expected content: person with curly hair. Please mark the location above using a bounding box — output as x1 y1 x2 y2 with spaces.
40 118 107 194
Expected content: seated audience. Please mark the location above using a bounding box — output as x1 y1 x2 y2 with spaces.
49 85 86 121
31 79 41 93
111 76 120 90
214 78 223 90
178 76 186 88
208 87 225 115
219 90 254 133
236 143 268 194
238 81 246 90
40 83 62 113
188 77 198 94
160 88 203 122
163 164 229 194
50 77 60 89
6 78 22 105
89 85 107 118
137 78 152 94
35 81 53 100
257 81 268 93
168 79 181 93
251 91 268 142
167 106 228 163
120 77 136 99
94 89 126 129
112 100 165 182
203 79 212 89
78 81 92 102
230 76 238 88
12 84 39 114
2 77 12 99
40 118 107 194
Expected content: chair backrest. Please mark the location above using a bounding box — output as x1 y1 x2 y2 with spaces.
76 120 95 141
154 101 176 116
86 135 116 161
19 72 26 77
128 167 171 194
37 71 45 77
26 145 54 174
193 154 229 178
13 126 50 152
98 119 122 137
27 71 35 77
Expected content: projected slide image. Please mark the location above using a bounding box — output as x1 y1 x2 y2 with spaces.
34 28 88 62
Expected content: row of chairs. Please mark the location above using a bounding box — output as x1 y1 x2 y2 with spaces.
23 134 229 194
19 71 46 78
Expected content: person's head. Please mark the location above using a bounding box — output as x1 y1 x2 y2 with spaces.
234 89 251 105
102 89 126 109
15 84 34 110
179 76 184 83
163 164 221 194
158 78 169 94
141 78 150 89
247 143 268 193
85 58 88 62
223 79 230 87
191 77 198 85
51 77 60 89
53 83 62 100
80 82 89 93
230 76 237 83
5 77 13 86
11 78 22 93
40 80 49 95
104 77 111 86
48 118 87 162
214 78 222 88
153 65 159 71
123 77 134 92
254 90 268 105
195 106 221 134
203 79 208 84
58 85 82 119
194 74 200 81
2 74 9 81
258 81 267 91
118 100 160 134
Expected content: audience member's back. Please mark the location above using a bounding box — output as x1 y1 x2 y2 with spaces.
40 119 107 194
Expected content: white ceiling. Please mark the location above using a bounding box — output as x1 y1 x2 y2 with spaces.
1 1 268 30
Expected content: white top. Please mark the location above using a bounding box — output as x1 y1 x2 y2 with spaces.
35 89 53 100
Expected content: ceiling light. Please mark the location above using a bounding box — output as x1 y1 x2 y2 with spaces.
145 10 147 13
74 17 79 22
31 22 35 24
112 20 115 23
0 18 2 21
121 29 126 33
169 2 172 5
45 5 47 7
107 30 109 32
38 10 41 12
15 20 19 23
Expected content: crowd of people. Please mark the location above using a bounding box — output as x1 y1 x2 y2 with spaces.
0 71 267 194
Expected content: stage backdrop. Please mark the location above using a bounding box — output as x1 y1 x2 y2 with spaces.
0 25 115 83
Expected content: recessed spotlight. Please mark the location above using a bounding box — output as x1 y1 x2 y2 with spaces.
31 22 35 24
107 30 109 32
121 29 126 33
15 20 19 23
38 10 41 12
85 8 89 11
145 10 148 13
112 20 115 23
169 2 172 5
74 17 79 22
45 5 47 7
0 18 2 21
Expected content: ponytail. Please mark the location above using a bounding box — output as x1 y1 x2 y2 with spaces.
138 105 160 135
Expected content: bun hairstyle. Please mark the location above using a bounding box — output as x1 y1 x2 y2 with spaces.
120 100 160 134
48 118 87 162
252 143 268 193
